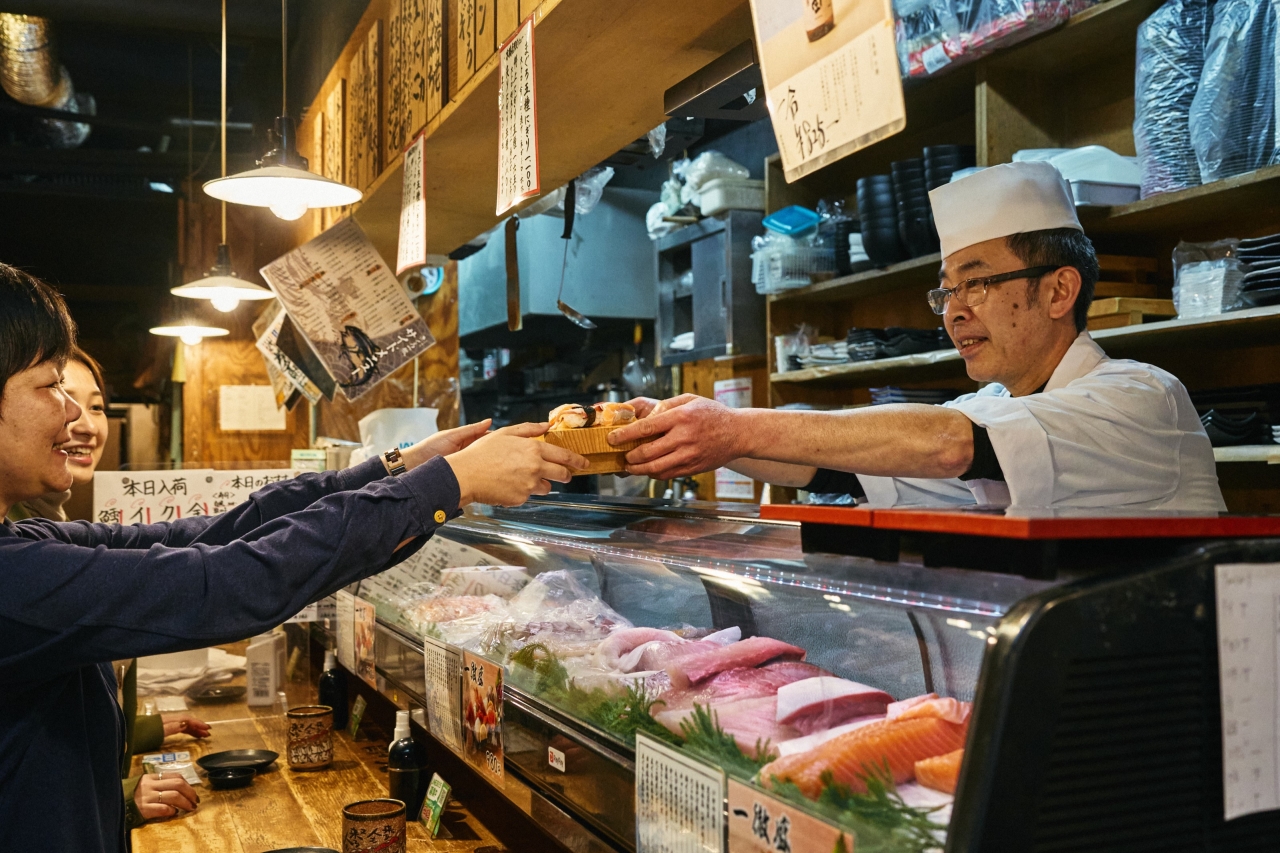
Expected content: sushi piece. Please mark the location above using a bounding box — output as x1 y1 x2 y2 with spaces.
655 696 798 759
658 661 831 713
666 636 807 689
914 748 964 794
775 677 894 735
592 401 636 427
549 403 596 431
758 715 968 799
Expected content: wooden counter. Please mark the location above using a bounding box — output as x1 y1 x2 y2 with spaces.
130 666 506 853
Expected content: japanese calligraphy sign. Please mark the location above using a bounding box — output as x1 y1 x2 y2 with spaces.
260 217 435 402
321 81 347 230
749 0 904 182
423 636 463 752
495 17 539 215
461 651 504 780
347 22 383 193
387 0 428 164
636 734 726 853
397 133 428 275
455 0 477 88
425 0 444 120
93 470 216 525
1215 562 1280 820
728 779 851 853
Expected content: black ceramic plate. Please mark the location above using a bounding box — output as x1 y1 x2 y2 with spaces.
197 749 280 774
208 767 256 790
187 684 247 703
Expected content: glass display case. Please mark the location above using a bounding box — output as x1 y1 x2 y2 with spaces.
347 496 1280 853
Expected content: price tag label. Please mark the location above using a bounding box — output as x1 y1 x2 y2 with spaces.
1215 562 1280 820
548 745 566 773
749 0 904 182
635 733 726 853
396 133 428 275
423 636 463 752
419 772 452 836
461 652 504 780
495 17 539 214
349 693 368 739
727 778 850 853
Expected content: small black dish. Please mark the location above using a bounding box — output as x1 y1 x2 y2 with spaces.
197 749 279 774
187 684 247 703
208 766 256 790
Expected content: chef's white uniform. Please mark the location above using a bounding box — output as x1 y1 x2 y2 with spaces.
856 333 1227 512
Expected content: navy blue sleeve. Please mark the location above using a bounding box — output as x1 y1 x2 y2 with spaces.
24 457 392 549
0 456 460 685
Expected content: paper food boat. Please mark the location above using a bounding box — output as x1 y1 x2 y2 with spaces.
539 426 650 476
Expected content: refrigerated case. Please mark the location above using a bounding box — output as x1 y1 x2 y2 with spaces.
345 496 1280 853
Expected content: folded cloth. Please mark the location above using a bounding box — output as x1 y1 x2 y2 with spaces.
135 648 247 696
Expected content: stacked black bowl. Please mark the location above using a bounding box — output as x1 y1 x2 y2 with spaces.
891 158 938 259
923 144 977 190
856 175 908 266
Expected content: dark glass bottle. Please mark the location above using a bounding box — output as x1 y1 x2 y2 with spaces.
317 650 349 730
388 710 429 816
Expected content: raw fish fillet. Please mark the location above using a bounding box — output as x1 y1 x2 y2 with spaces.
775 677 894 735
914 749 963 794
758 716 968 799
595 627 684 672
887 694 971 725
658 662 830 713
775 716 885 757
655 696 798 759
666 636 806 689
635 626 741 672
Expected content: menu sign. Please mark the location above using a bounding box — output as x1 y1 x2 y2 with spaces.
397 133 428 275
748 0 904 182
353 596 378 687
495 17 539 215
94 469 300 525
635 734 726 853
423 637 463 751
260 217 435 401
253 302 323 406
728 779 851 853
461 651 504 780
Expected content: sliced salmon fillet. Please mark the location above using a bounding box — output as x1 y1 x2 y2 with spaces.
914 748 964 794
758 716 967 799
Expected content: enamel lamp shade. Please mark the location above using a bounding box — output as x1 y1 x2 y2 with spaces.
171 244 275 312
149 323 231 347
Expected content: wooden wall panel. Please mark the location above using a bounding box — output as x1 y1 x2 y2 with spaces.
497 0 518 43
474 0 496 69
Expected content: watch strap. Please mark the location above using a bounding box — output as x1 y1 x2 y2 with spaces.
384 447 407 476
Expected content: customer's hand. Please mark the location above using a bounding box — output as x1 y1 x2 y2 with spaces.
134 773 200 820
445 423 589 507
397 420 493 473
160 713 210 739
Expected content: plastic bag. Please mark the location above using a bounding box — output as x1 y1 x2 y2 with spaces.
1188 0 1280 183
1173 238 1244 318
574 166 615 215
647 123 667 158
1134 0 1211 198
957 0 1093 61
680 150 750 192
475 570 632 660
895 0 963 78
348 407 439 466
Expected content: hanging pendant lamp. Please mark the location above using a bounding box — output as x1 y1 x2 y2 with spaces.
174 6 275 312
149 322 231 346
202 0 362 220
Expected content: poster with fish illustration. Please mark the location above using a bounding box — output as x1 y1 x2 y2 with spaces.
260 217 435 402
461 651 504 780
728 779 850 853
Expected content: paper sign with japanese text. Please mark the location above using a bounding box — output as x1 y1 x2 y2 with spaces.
397 133 428 275
749 0 904 182
495 17 539 214
460 651 504 780
259 217 436 402
353 596 378 687
335 590 357 673
728 778 851 853
93 470 218 526
635 733 726 853
423 636 463 752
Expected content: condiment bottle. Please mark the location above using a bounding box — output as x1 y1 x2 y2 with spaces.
317 650 349 729
387 710 428 815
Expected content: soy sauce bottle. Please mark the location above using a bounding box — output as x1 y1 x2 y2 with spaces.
388 710 428 815
317 650 349 730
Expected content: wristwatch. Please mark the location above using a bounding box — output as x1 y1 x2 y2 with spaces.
383 447 407 476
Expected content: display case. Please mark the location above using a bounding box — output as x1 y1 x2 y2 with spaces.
342 496 1280 853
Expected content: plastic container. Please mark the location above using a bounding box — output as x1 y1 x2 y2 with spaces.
698 178 765 216
762 205 822 236
1068 181 1141 206
753 244 837 293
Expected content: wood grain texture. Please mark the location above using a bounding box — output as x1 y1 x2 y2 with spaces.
387 0 429 164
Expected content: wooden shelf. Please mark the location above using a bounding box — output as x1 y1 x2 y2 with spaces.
768 254 941 304
1081 163 1280 238
1214 446 1280 464
351 0 752 255
772 305 1280 386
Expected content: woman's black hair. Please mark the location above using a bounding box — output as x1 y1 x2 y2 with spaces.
0 263 77 403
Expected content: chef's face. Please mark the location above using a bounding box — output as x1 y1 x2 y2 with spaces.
940 237 1077 389
0 359 81 510
60 359 108 487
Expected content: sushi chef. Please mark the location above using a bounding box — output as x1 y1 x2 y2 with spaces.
609 161 1225 511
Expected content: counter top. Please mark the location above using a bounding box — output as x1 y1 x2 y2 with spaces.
130 661 505 853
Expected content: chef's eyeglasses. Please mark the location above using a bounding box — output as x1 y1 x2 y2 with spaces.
927 265 1061 315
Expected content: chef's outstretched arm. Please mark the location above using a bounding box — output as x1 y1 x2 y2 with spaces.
610 394 974 482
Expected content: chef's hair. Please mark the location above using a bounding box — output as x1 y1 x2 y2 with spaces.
1006 228 1099 333
0 263 77 404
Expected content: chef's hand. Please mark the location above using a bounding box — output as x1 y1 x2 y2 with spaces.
607 395 746 479
134 773 200 820
395 420 493 473
160 713 211 739
445 423 590 507
625 397 662 419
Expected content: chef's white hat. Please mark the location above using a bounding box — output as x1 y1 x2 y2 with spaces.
929 161 1082 259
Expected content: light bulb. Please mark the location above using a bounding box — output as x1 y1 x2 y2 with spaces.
210 293 241 312
180 332 203 346
269 199 308 221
